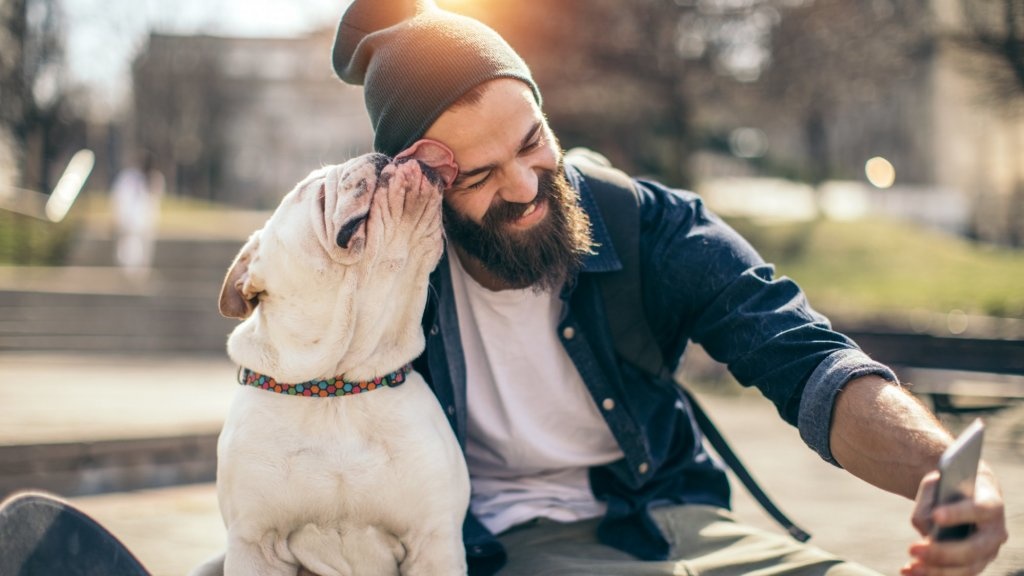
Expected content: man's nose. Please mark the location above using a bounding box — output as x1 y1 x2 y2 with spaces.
497 162 538 204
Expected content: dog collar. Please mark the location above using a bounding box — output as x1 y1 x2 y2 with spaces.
238 363 411 397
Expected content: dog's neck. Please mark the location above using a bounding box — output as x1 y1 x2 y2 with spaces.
226 273 430 384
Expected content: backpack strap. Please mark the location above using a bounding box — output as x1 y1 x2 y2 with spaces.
567 148 811 543
566 149 668 380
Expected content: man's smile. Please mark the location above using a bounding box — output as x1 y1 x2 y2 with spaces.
506 196 548 230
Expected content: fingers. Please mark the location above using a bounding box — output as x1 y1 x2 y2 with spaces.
902 543 996 576
911 471 940 536
932 498 1002 534
902 471 1007 576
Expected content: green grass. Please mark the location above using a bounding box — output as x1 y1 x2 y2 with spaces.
0 210 79 266
726 217 1024 320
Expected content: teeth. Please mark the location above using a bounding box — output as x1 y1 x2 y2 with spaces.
521 203 536 218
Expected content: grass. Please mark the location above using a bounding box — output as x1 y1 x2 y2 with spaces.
0 209 80 266
726 217 1024 320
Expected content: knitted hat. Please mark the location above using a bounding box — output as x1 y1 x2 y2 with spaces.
331 0 542 157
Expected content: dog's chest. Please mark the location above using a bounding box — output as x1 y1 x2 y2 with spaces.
217 371 461 514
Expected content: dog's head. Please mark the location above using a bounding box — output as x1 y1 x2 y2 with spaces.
218 142 456 380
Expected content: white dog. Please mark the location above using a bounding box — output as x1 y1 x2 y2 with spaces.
191 144 468 576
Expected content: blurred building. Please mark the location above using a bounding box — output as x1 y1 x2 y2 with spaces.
129 29 373 209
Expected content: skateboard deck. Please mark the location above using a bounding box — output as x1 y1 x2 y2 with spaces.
0 491 151 576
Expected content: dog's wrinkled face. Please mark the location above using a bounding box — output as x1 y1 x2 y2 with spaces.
218 143 456 334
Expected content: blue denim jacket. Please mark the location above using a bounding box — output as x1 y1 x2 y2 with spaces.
413 164 898 575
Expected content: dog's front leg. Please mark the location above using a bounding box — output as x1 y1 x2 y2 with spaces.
224 532 300 576
398 528 467 576
187 551 225 576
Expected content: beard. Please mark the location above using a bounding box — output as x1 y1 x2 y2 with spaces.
442 161 594 292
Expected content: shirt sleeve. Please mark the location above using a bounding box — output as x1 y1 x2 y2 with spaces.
635 179 898 466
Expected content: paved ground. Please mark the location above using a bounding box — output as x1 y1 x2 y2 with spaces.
1 352 1022 575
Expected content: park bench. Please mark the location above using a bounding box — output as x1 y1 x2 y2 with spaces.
841 328 1024 415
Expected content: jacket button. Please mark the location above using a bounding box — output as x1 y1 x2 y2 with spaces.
638 462 649 475
447 405 456 416
430 325 439 336
602 398 615 411
562 326 576 340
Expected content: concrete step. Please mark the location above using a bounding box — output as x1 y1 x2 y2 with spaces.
2 203 262 349
68 236 246 271
0 267 238 353
0 435 218 499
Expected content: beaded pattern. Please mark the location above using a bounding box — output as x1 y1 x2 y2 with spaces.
239 364 411 397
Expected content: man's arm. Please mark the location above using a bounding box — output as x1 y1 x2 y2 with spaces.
829 375 950 497
829 375 1007 575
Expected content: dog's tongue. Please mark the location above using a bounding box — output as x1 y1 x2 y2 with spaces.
395 139 458 188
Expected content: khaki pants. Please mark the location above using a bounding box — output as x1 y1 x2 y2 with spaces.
495 505 882 576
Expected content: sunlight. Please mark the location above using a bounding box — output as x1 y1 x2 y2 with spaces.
865 156 896 189
437 0 490 13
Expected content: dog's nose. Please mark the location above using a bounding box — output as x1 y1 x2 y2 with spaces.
336 213 368 249
369 153 390 174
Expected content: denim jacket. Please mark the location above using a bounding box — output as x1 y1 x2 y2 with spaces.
413 164 898 575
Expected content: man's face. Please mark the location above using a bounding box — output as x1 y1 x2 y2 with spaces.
424 79 593 291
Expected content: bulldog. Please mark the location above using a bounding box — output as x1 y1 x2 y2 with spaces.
190 143 468 576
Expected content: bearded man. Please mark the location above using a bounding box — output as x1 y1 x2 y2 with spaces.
328 1 1008 575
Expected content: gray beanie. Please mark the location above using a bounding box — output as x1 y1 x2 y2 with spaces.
331 0 542 157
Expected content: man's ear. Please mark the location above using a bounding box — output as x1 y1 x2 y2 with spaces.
219 231 264 320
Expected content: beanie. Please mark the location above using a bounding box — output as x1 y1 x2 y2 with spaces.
331 0 542 157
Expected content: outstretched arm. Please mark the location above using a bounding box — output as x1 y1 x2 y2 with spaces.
829 375 1007 576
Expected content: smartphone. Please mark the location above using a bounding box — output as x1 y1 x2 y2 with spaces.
931 418 985 541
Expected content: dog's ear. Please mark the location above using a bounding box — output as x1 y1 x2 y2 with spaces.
395 139 458 188
219 232 264 320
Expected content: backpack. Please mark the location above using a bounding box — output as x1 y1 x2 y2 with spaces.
568 147 812 542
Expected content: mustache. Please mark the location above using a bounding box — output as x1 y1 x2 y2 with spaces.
483 185 547 226
481 196 532 224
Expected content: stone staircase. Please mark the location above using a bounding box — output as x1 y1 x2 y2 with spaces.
0 232 252 354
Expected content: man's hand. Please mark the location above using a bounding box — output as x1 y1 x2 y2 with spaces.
901 466 1007 576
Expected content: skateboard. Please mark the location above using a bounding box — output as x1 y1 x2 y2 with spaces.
0 491 150 576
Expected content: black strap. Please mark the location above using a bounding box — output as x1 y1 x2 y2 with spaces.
569 148 812 542
683 388 811 542
568 150 667 380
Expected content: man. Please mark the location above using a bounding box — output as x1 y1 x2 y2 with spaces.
331 1 1007 576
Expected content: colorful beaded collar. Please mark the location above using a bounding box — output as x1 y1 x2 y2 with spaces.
238 363 411 398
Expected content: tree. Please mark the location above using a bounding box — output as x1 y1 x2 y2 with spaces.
131 34 230 201
0 0 30 188
0 0 85 192
441 0 790 188
957 0 1024 110
758 0 935 183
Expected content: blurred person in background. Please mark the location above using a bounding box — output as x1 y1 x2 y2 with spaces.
111 150 164 279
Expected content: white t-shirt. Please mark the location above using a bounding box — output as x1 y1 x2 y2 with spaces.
448 249 625 535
